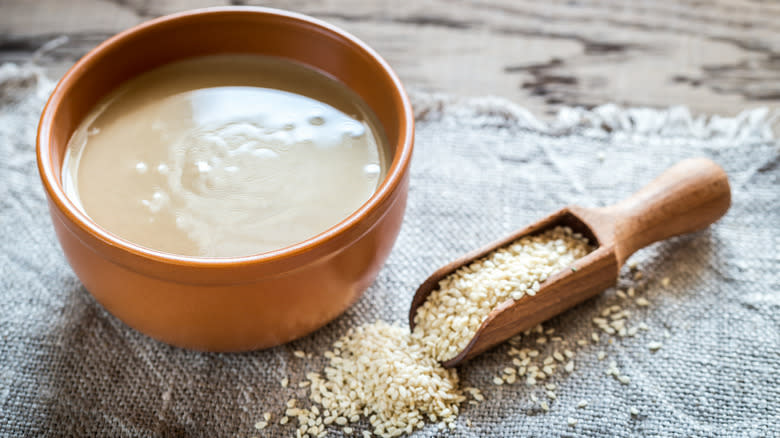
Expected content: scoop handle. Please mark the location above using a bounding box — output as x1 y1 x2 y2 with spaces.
604 158 731 265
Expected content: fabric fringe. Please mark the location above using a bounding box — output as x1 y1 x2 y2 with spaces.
410 91 777 144
2 59 775 144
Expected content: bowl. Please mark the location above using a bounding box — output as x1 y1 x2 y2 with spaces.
36 7 414 351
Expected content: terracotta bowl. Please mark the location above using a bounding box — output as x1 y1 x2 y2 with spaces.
36 7 414 351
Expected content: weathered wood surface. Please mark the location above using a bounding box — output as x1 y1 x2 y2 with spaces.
1 0 778 118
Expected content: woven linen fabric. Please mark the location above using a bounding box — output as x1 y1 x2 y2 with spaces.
1 62 778 438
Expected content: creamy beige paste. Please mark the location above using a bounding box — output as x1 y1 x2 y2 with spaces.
62 55 388 257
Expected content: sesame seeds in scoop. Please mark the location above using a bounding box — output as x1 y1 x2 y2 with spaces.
411 226 593 362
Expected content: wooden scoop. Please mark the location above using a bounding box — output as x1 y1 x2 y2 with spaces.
409 158 731 367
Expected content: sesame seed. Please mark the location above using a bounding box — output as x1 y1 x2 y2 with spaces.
263 412 271 421
567 417 578 427
648 341 663 351
577 400 588 408
293 350 306 358
618 375 630 385
630 407 639 416
280 378 289 388
597 351 606 360
636 297 650 306
254 421 267 430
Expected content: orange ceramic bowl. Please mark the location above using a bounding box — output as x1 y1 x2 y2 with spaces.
36 7 413 351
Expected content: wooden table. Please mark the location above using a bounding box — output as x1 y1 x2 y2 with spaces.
2 0 778 119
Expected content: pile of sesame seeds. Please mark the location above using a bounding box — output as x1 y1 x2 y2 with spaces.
411 226 593 362
252 232 672 437
300 321 467 437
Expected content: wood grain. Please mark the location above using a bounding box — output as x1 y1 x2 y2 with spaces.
410 158 732 366
1 0 778 119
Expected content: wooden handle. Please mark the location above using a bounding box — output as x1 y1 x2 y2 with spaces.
604 158 731 265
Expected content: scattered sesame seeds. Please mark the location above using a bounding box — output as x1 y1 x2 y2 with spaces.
256 227 675 435
648 341 663 351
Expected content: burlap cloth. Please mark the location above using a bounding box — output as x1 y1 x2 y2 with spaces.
1 62 778 437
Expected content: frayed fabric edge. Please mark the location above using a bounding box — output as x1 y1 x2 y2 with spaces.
1 61 776 144
0 63 56 101
410 90 778 144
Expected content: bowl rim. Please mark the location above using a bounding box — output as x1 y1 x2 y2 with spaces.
36 6 414 269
